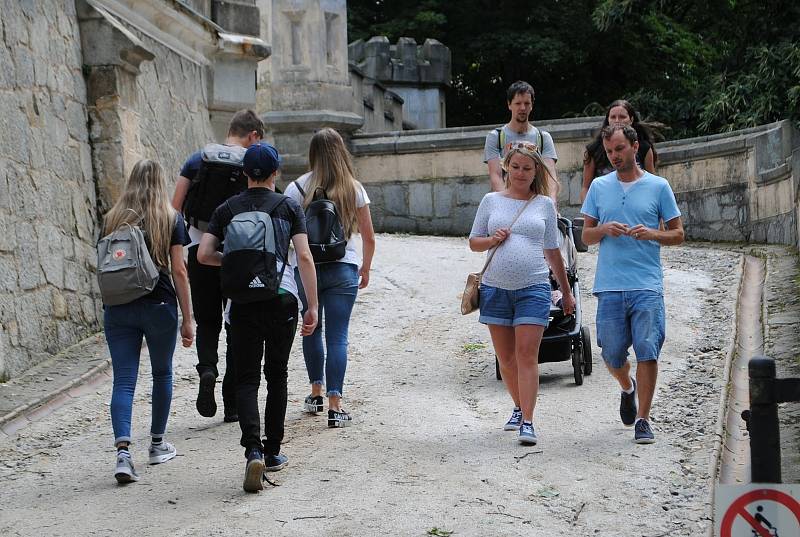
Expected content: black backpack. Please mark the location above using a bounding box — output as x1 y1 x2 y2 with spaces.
183 143 248 228
294 182 347 263
220 194 288 303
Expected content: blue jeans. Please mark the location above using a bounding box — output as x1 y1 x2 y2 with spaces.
296 263 359 397
595 291 666 368
104 301 178 445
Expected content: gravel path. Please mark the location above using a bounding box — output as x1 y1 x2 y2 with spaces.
0 234 742 537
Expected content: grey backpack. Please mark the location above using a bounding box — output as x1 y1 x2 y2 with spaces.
97 220 160 306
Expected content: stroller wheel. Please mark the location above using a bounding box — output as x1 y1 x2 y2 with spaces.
581 326 593 376
572 343 584 386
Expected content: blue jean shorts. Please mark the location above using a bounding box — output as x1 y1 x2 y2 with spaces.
595 291 665 368
479 283 551 327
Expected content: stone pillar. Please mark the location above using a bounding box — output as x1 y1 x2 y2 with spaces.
211 0 260 36
76 0 155 213
261 0 363 179
207 33 271 141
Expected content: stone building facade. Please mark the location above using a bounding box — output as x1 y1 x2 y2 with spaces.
0 0 267 380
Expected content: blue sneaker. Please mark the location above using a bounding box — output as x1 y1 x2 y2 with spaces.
518 422 538 445
634 419 655 444
620 378 637 427
503 407 523 431
243 449 265 492
265 453 288 472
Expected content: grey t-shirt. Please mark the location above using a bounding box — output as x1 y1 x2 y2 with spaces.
483 124 558 163
469 193 560 290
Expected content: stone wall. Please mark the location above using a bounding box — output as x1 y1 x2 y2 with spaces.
351 120 800 251
0 0 268 381
0 0 99 380
348 36 451 130
350 118 599 234
122 28 216 186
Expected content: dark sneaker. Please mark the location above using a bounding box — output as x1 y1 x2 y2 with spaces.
518 422 538 445
243 449 265 492
114 453 140 484
148 441 177 464
264 453 288 472
196 371 217 418
634 419 655 444
503 407 523 431
223 413 239 423
619 378 637 427
328 408 352 428
303 394 323 413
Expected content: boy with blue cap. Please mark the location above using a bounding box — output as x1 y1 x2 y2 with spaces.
198 142 318 492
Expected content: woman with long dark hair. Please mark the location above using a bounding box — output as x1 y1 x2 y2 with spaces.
102 159 193 484
581 100 659 202
285 128 376 428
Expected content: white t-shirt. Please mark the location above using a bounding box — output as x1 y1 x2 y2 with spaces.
469 193 561 290
619 177 641 193
284 172 370 268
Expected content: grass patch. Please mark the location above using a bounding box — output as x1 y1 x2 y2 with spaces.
462 342 487 352
428 529 454 536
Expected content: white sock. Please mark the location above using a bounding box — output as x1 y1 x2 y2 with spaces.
622 378 635 394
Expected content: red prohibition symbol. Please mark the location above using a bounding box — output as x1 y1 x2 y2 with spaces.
720 489 800 537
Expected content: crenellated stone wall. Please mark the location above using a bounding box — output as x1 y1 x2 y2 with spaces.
0 0 100 380
348 36 451 130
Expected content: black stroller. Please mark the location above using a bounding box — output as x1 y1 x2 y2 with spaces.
495 217 592 385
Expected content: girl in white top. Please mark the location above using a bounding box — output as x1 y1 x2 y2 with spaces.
284 128 376 428
469 141 574 446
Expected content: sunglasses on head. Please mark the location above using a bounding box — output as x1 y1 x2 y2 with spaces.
509 140 540 153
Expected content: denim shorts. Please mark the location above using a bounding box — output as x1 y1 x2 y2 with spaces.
595 291 665 368
479 282 551 327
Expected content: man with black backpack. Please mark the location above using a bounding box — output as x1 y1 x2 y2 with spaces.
197 142 318 493
484 81 560 207
171 110 264 422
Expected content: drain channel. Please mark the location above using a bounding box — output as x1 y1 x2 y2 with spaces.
718 254 765 483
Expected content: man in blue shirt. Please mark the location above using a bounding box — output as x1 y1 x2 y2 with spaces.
580 125 684 444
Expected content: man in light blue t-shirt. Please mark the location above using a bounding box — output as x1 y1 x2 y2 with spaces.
580 124 684 445
484 80 560 206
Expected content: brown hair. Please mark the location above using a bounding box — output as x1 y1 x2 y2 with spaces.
601 124 638 145
304 128 360 238
501 142 552 197
103 160 175 268
227 109 264 138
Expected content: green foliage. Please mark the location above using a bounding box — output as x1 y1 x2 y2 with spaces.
348 0 800 137
699 41 800 133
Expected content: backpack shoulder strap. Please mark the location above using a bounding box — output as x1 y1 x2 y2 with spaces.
294 181 306 198
539 128 544 154
495 127 504 155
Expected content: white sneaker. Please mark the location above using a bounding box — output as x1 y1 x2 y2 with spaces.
149 441 177 465
115 452 140 483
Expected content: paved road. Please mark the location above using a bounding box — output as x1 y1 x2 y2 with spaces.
0 235 742 536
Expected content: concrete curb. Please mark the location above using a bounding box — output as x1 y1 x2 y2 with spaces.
0 356 112 437
705 253 745 537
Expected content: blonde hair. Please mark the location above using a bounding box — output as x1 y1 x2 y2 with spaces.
103 159 175 268
501 143 552 198
304 128 360 238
